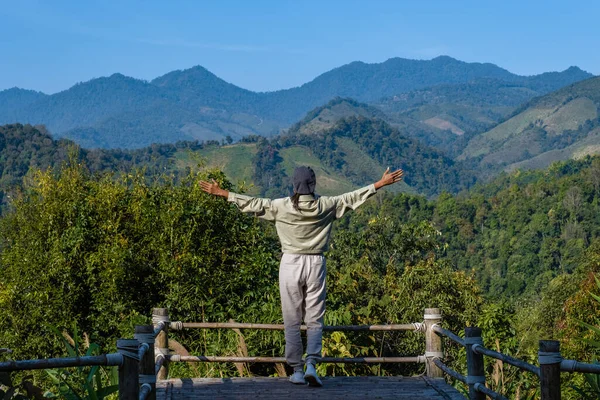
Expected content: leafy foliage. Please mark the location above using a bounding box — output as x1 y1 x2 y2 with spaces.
44 326 119 400
323 215 483 376
0 159 281 363
340 156 600 300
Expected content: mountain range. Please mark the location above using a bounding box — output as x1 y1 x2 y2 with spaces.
459 76 600 173
0 56 592 149
2 67 600 202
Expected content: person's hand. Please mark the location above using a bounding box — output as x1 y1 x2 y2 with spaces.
199 179 228 198
374 167 404 189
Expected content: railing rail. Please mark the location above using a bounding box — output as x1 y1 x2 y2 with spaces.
170 321 424 332
433 358 466 383
473 382 508 400
432 325 465 346
0 354 123 372
560 359 600 374
168 355 426 364
472 343 540 376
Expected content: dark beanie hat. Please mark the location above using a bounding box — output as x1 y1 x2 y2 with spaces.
293 166 316 195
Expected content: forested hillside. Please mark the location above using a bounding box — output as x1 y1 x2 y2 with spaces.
0 57 591 149
0 88 47 117
341 156 600 298
335 155 600 397
0 124 216 206
282 116 476 196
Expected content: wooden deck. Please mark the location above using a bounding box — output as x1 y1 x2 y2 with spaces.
156 376 465 399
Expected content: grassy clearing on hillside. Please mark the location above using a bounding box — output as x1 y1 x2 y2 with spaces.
175 144 260 194
460 96 599 162
543 97 597 135
423 116 464 135
459 108 554 160
506 128 600 171
335 138 416 195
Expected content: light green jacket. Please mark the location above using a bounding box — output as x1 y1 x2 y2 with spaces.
228 184 377 254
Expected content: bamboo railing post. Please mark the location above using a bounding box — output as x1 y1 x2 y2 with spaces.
539 340 561 400
117 339 139 400
135 325 156 400
465 327 485 400
424 308 444 378
153 308 169 380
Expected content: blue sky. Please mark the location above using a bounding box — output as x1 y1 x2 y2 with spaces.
1 0 598 94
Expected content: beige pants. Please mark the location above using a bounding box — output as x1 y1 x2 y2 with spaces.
279 253 326 370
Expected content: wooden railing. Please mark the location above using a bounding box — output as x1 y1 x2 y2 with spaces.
2 306 600 399
152 306 600 400
0 320 168 400
154 307 441 376
433 326 600 400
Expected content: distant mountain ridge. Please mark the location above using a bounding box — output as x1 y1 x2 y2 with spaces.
0 56 593 149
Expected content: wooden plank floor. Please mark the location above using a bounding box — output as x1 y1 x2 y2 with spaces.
156 376 466 399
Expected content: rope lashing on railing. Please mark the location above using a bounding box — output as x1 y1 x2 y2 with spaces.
168 355 427 364
473 382 509 400
463 336 483 346
413 322 426 332
432 358 466 383
139 383 152 400
168 321 425 332
560 359 600 374
473 344 540 376
423 311 442 320
118 339 141 361
170 321 183 331
139 374 156 384
153 321 167 337
432 325 465 346
152 313 170 326
538 351 562 364
135 333 156 345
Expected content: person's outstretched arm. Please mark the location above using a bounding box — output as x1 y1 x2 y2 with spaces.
332 168 404 219
199 179 276 220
